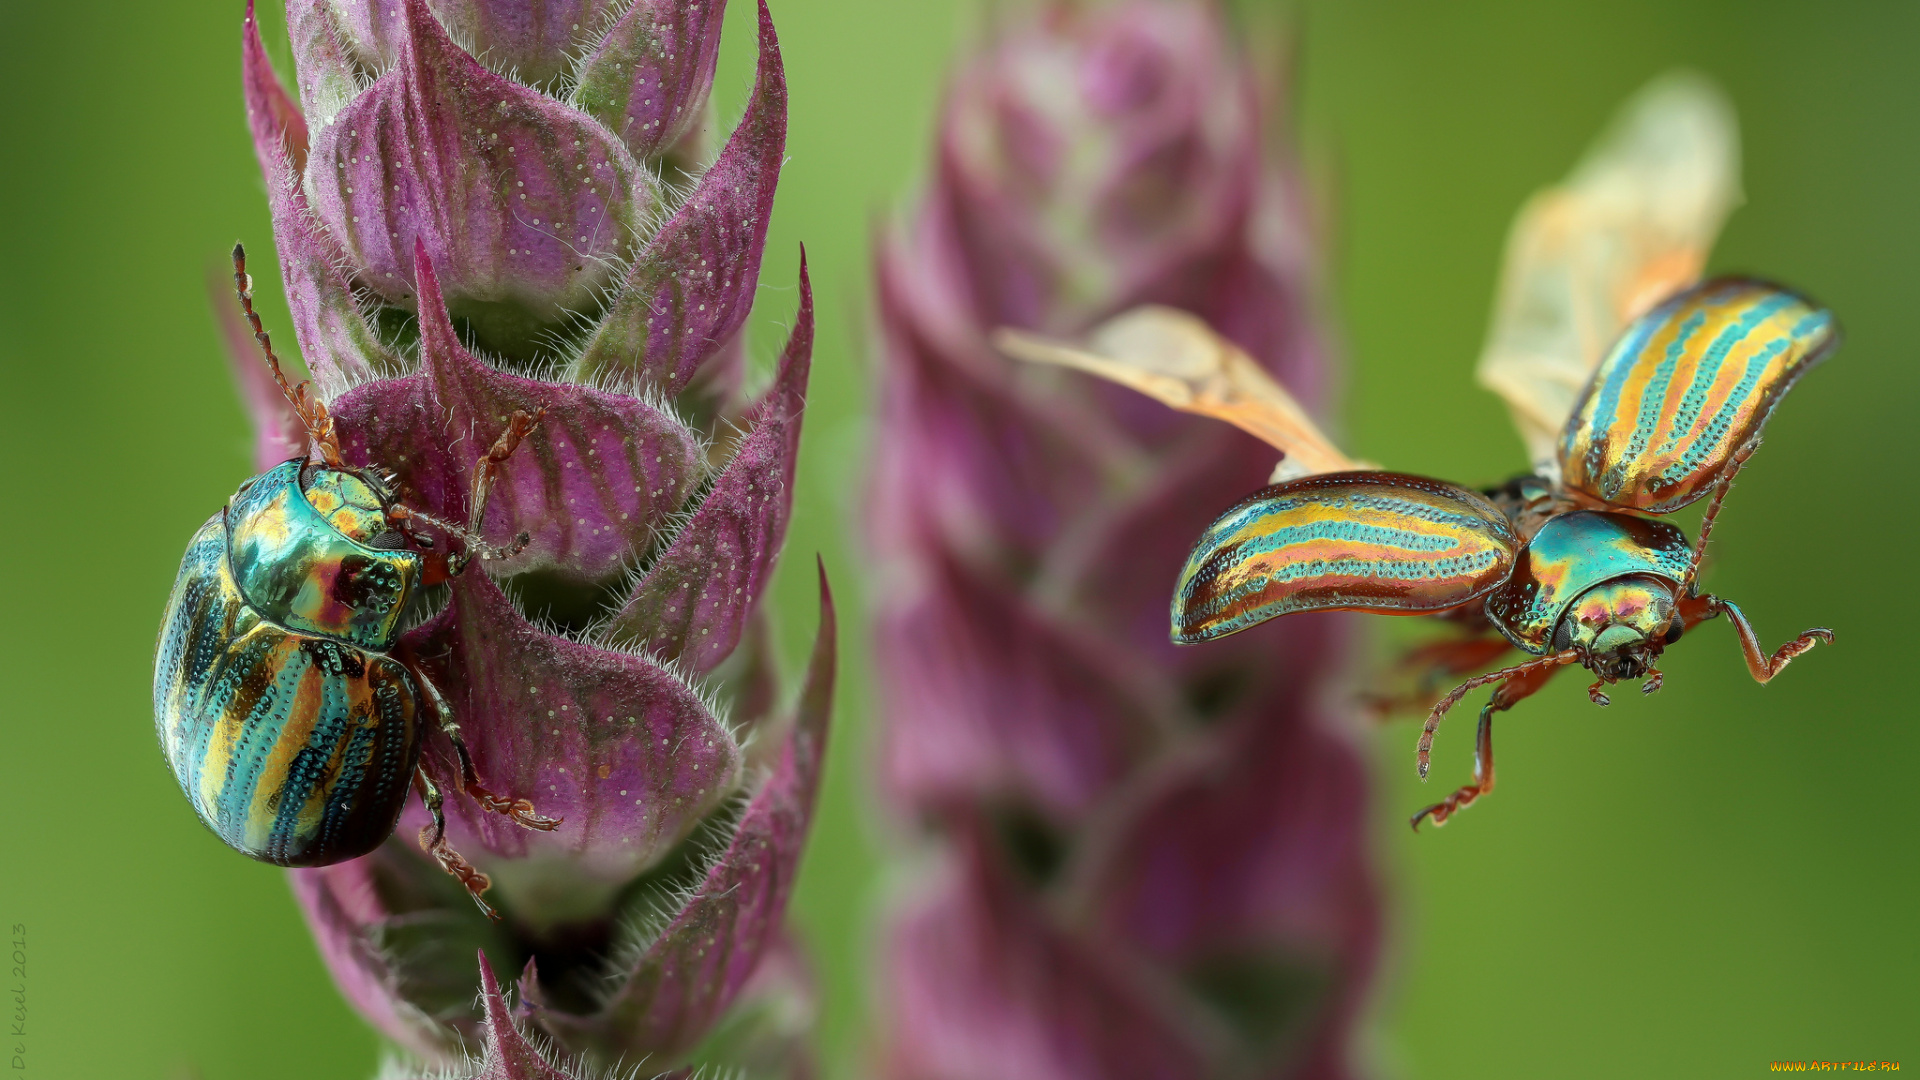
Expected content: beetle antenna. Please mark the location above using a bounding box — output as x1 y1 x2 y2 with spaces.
231 243 343 466
381 410 544 574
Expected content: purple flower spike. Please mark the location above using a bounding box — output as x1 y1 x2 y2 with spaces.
883 826 1210 1080
306 0 655 347
377 953 590 1080
424 1 620 88
330 246 705 583
320 1 617 87
469 953 577 1080
573 0 728 161
217 0 826 1071
938 0 1261 337
264 158 404 392
879 545 1164 822
868 3 1377 1077
867 250 1111 563
241 0 308 175
1071 704 1380 1076
571 0 786 392
380 951 807 1080
285 0 361 128
600 252 813 672
538 562 835 1060
401 570 742 895
285 548 831 1066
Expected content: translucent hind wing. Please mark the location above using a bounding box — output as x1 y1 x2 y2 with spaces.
996 306 1365 478
1476 73 1742 476
1173 472 1520 643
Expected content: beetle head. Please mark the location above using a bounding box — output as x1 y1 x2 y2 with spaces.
300 463 413 550
1554 573 1681 682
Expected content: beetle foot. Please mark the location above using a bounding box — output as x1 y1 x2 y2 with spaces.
1751 627 1833 680
1641 670 1663 695
445 736 564 831
1776 627 1834 665
1410 786 1480 831
418 824 499 921
464 782 564 832
1587 680 1612 706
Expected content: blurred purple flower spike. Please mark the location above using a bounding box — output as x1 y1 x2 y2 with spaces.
220 0 830 1074
375 951 798 1079
869 2 1378 1077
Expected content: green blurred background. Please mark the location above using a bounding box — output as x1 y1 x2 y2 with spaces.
2 0 1914 1076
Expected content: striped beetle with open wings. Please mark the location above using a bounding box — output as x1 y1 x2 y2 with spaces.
999 75 1838 829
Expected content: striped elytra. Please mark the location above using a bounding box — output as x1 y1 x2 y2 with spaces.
1559 278 1839 513
1173 471 1521 643
154 463 424 867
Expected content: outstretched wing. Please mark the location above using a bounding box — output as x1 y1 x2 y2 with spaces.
1476 72 1742 476
1173 472 1520 643
1558 278 1838 514
996 307 1367 481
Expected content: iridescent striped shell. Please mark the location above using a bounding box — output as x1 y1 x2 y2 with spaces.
153 460 423 866
1173 472 1520 643
1559 279 1839 513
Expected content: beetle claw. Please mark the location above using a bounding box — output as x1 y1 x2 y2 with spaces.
465 782 564 832
419 823 499 921
1641 670 1663 695
414 768 500 920
1587 680 1612 707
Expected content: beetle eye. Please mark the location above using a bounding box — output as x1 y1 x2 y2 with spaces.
366 530 409 550
1665 623 1684 645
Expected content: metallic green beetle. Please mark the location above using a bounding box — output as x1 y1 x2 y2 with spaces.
153 246 558 917
1170 279 1840 828
1004 277 1842 830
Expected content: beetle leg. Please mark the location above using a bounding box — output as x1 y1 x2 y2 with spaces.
1704 596 1833 684
465 408 544 538
1416 650 1579 779
413 767 499 922
1681 444 1756 595
1362 632 1516 721
1411 701 1497 830
414 667 563 833
385 409 544 575
1411 659 1563 830
448 734 563 831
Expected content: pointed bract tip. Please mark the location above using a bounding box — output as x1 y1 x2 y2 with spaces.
476 950 513 1030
